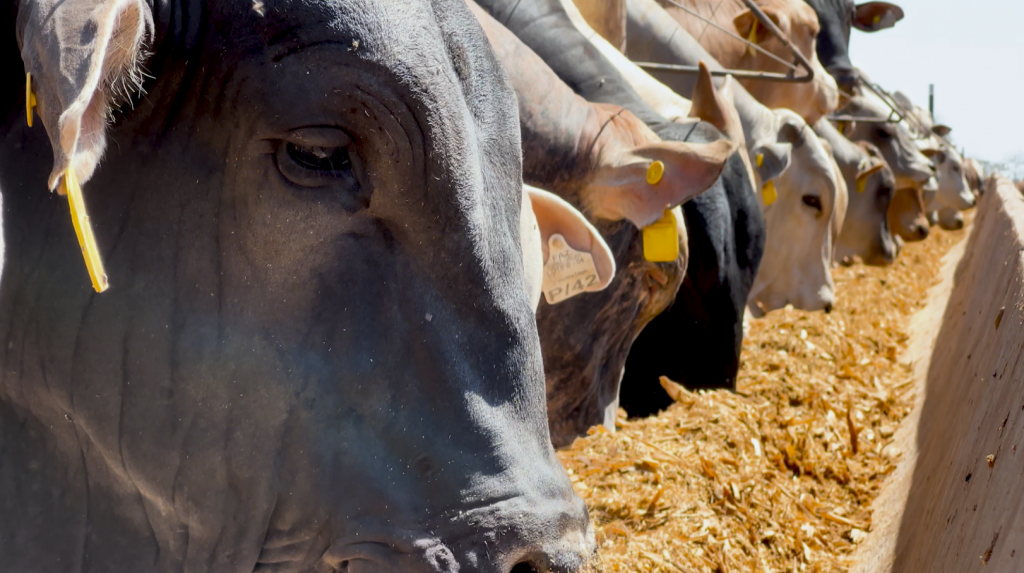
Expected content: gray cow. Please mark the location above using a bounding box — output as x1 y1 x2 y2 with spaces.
0 0 594 571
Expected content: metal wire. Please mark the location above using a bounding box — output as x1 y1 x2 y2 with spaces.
660 0 800 71
633 0 815 84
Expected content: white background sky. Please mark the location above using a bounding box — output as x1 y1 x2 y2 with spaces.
849 0 1023 167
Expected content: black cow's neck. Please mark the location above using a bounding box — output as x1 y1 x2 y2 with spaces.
474 0 666 126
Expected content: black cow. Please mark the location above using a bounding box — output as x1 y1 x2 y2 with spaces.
803 0 904 91
474 0 765 430
0 0 594 571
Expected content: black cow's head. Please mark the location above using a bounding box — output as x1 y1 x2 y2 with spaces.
0 0 595 571
802 0 904 91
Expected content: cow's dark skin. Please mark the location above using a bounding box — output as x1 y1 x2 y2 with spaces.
474 0 765 429
0 0 594 571
802 0 904 92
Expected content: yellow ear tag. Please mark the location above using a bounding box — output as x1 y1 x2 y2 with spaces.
856 175 868 194
25 73 36 128
747 19 758 56
62 170 109 293
642 209 679 263
873 15 881 25
762 180 777 205
756 153 764 168
646 160 665 185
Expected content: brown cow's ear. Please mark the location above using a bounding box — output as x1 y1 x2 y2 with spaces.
932 124 952 137
853 2 904 32
585 138 735 229
733 8 783 45
19 0 152 190
525 186 616 296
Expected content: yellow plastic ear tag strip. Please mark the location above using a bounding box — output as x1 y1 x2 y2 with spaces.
26 73 36 127
62 170 109 292
856 174 868 194
747 19 758 56
756 153 764 168
643 209 679 263
762 180 777 205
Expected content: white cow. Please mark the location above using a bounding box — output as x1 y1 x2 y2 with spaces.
614 0 846 314
890 91 975 229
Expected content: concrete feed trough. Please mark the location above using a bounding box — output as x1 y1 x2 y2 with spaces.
854 176 1024 572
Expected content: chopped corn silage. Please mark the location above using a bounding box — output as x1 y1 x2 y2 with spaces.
559 222 969 573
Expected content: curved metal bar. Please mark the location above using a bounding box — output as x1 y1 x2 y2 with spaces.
739 0 814 82
826 115 897 123
637 0 815 84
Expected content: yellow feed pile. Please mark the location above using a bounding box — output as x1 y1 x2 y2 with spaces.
559 222 968 573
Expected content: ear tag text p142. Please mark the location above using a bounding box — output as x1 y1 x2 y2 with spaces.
542 234 600 305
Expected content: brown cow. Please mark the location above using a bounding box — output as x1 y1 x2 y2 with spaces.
653 0 839 124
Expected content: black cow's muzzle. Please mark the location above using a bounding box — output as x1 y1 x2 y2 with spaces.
315 500 597 573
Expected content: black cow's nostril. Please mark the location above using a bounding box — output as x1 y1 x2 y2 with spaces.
511 562 540 573
824 302 833 314
917 226 930 239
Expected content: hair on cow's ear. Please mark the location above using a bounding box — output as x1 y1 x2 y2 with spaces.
19 0 153 190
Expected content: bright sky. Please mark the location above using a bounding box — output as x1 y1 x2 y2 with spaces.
849 0 1024 167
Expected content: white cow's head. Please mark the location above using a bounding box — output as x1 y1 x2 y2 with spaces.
748 110 846 316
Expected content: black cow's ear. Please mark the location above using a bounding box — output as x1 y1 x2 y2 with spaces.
852 2 904 32
19 0 153 191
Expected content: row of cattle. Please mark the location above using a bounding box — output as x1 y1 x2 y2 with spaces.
0 0 979 571
488 0 984 446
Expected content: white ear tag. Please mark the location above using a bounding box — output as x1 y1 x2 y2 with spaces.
542 234 601 305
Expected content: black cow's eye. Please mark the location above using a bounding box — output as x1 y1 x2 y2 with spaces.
875 128 891 140
802 194 823 213
287 143 352 173
278 142 356 188
274 127 361 191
